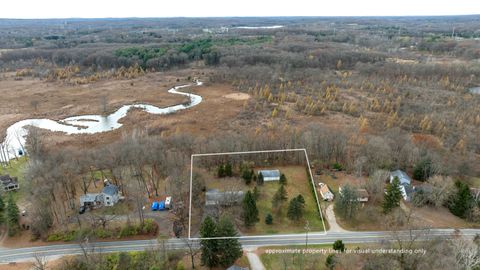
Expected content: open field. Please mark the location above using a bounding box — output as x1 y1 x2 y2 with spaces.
193 165 324 236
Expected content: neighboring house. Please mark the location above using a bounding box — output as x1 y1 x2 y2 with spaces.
80 193 104 208
390 170 414 201
0 174 19 192
102 184 120 206
389 170 412 186
258 169 281 181
79 183 120 208
318 183 334 201
205 189 244 206
355 188 370 202
399 184 415 201
338 187 369 202
471 188 480 203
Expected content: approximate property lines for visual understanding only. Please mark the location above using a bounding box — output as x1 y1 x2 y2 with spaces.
188 148 327 240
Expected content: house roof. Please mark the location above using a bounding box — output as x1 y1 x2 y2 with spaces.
0 175 18 186
390 170 411 185
319 183 332 195
258 170 280 178
227 265 249 270
102 184 119 196
356 188 369 198
205 189 244 205
80 193 103 202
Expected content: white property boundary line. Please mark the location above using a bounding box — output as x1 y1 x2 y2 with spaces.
188 148 327 240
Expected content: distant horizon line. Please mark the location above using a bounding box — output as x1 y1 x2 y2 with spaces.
1 14 480 20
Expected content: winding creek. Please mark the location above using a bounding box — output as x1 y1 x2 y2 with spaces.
0 81 203 162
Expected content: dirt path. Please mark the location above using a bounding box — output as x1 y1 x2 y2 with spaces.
245 247 266 270
326 204 348 232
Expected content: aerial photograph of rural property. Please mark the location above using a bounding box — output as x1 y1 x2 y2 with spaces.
0 0 479 269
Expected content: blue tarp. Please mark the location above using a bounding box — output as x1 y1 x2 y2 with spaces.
159 201 165 210
151 201 159 211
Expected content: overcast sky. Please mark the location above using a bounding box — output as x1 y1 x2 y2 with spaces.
1 0 478 19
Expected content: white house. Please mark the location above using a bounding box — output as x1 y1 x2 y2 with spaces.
102 184 120 206
258 170 281 181
389 170 411 186
318 183 334 201
80 183 120 208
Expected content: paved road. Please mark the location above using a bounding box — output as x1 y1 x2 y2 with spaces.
0 229 478 263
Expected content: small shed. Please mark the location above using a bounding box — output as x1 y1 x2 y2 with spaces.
258 170 281 181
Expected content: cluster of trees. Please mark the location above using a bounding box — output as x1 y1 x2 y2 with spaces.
217 162 233 178
199 216 243 268
0 194 20 236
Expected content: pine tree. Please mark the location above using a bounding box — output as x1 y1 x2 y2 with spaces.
0 194 4 212
216 216 243 268
333 240 345 252
242 169 253 185
287 196 305 221
242 191 259 227
200 216 218 267
257 172 264 185
383 177 403 214
279 173 287 185
449 181 474 219
277 185 288 201
272 185 288 211
265 213 273 225
253 186 259 201
6 195 20 236
0 194 4 224
225 162 233 177
217 164 225 178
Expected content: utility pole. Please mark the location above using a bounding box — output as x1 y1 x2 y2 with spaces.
304 220 310 249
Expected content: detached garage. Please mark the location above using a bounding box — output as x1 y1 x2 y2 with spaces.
258 169 281 182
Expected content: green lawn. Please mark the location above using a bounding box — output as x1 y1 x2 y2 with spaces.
247 166 324 235
0 156 28 180
0 156 28 202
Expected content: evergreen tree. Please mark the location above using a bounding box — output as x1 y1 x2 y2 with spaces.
225 162 233 177
253 186 259 201
296 194 305 205
287 196 305 221
217 164 225 178
0 194 4 224
257 172 264 185
383 177 403 214
200 216 218 267
272 185 288 210
279 173 287 185
6 194 20 236
333 240 345 252
335 184 359 219
265 213 273 225
413 158 434 181
449 181 474 219
277 185 288 201
242 168 253 185
0 194 4 212
325 254 336 270
242 191 259 227
216 216 243 268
